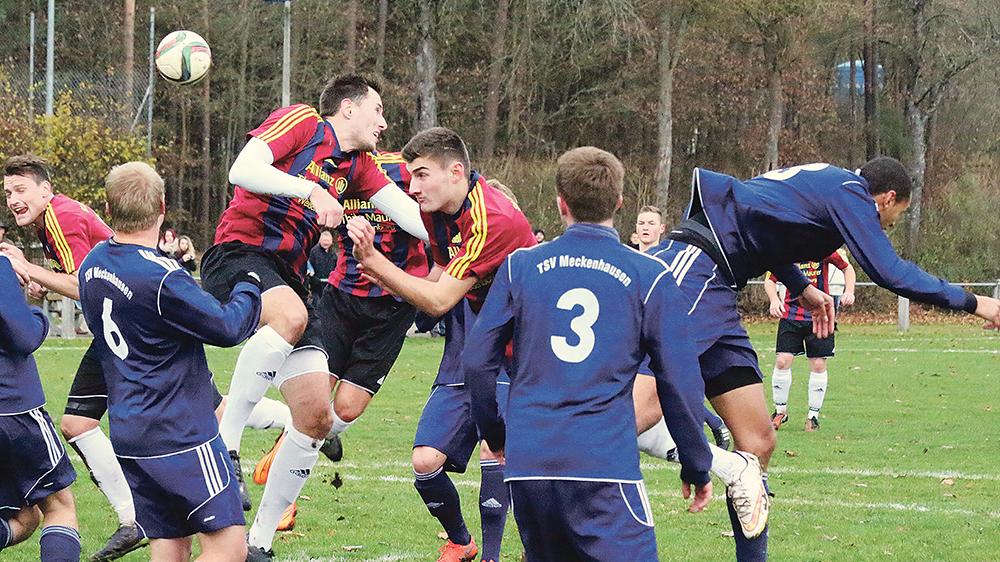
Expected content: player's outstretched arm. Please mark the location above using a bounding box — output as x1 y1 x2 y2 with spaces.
158 270 262 347
464 258 516 453
974 295 1000 329
369 184 430 242
643 278 713 495
0 256 50 356
347 217 473 316
0 242 79 300
841 261 857 307
763 275 785 318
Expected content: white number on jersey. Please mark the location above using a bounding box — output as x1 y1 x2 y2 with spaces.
550 288 599 363
102 298 129 360
760 163 829 181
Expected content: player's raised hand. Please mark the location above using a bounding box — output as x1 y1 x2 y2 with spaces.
3 254 31 286
799 285 836 338
309 184 344 228
768 300 786 318
27 281 47 299
682 480 713 513
0 242 27 265
974 295 1000 330
346 216 377 263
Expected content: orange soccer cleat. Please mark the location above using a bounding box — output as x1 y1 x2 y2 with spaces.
276 501 297 531
253 432 286 485
436 538 478 562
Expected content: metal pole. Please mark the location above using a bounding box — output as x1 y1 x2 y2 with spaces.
61 296 75 339
993 280 999 300
45 0 54 116
281 0 291 106
897 296 910 332
28 12 35 118
147 7 155 156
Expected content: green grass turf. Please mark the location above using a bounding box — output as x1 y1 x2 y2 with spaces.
7 322 998 561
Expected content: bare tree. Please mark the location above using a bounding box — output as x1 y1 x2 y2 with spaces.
200 0 212 227
375 0 388 76
654 0 692 207
345 0 358 71
123 0 135 110
415 0 438 131
482 0 509 159
862 0 878 160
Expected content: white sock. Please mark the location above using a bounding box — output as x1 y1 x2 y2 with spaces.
808 370 828 419
219 326 293 451
248 426 322 550
709 444 749 485
70 427 135 526
772 367 792 414
637 418 677 460
326 406 355 439
245 396 291 431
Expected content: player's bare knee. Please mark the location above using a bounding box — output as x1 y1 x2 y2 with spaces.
294 407 332 440
412 447 445 475
775 354 793 370
37 488 76 522
809 357 827 372
59 415 98 440
333 401 364 424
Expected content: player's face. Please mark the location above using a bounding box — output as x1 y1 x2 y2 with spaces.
878 192 910 229
3 173 52 227
407 157 463 213
635 212 664 245
349 88 387 152
319 231 333 249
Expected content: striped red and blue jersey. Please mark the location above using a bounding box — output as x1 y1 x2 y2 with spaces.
329 151 428 298
769 251 850 321
423 172 536 313
214 104 397 282
35 194 112 274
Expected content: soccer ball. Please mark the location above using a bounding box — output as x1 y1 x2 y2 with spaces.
155 30 211 85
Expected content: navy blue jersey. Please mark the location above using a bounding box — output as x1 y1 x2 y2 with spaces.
78 240 261 457
0 257 48 414
465 223 711 485
689 163 975 312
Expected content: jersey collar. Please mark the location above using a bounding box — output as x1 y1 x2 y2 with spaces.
564 222 620 241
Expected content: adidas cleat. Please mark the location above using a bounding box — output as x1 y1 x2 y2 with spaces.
770 411 787 431
725 451 770 539
713 424 733 450
276 501 298 531
320 434 343 462
436 537 478 562
90 524 147 561
805 416 820 432
229 450 252 511
253 432 285 485
246 544 274 561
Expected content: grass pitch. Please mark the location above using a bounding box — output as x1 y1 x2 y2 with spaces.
8 322 999 561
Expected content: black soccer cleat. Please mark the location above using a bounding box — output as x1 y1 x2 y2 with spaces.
90 524 147 561
246 545 274 561
229 450 252 511
320 434 343 463
712 424 732 450
805 416 820 432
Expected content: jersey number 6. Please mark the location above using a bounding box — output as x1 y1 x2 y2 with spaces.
102 298 130 360
551 288 599 363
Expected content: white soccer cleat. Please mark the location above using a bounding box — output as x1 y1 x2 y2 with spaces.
726 451 770 539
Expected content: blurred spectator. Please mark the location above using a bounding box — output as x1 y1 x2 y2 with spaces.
158 227 178 256
0 221 7 243
175 235 198 272
533 228 545 243
627 231 641 249
308 230 337 298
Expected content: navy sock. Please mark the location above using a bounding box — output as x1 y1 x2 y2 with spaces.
478 460 509 561
704 406 724 431
0 517 11 551
415 467 472 546
39 525 81 562
726 495 768 562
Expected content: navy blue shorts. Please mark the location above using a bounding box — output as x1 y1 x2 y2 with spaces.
0 407 77 517
413 379 509 474
655 241 762 395
510 479 658 561
119 435 244 539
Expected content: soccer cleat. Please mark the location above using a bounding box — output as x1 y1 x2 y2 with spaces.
770 411 787 431
805 416 820 432
246 545 274 561
725 451 770 539
253 432 286 485
89 524 147 561
276 501 297 531
230 450 252 511
713 424 733 450
436 537 478 562
320 434 344 462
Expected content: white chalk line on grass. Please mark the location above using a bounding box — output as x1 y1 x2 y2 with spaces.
842 347 999 354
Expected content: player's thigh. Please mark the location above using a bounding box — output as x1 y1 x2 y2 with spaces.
3 506 42 547
260 286 308 342
279 359 333 439
632 374 662 434
709 382 775 467
150 537 192 562
62 341 109 429
196 524 247 562
36 487 77 529
413 385 479 474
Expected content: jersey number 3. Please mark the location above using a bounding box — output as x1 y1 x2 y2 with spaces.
551 288 599 363
102 298 130 360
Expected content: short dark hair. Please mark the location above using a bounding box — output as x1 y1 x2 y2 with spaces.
860 156 911 200
3 154 51 185
402 127 471 173
318 74 382 116
533 228 545 236
555 147 624 223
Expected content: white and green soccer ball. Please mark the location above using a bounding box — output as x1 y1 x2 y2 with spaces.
155 30 212 85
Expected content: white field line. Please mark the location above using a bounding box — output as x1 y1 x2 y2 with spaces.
841 347 999 354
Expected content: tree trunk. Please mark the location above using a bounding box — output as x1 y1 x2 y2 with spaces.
179 96 189 217
481 0 509 160
345 0 358 71
654 4 675 207
415 1 438 132
848 53 858 167
123 0 135 111
200 0 212 231
763 42 782 171
905 101 928 256
862 0 878 160
375 0 388 76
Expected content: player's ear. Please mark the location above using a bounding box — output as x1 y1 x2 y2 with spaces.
339 97 353 118
451 160 465 182
615 194 623 211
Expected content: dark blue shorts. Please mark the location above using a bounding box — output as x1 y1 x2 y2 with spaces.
654 241 762 394
510 479 658 561
413 379 509 474
0 407 77 517
119 435 244 539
